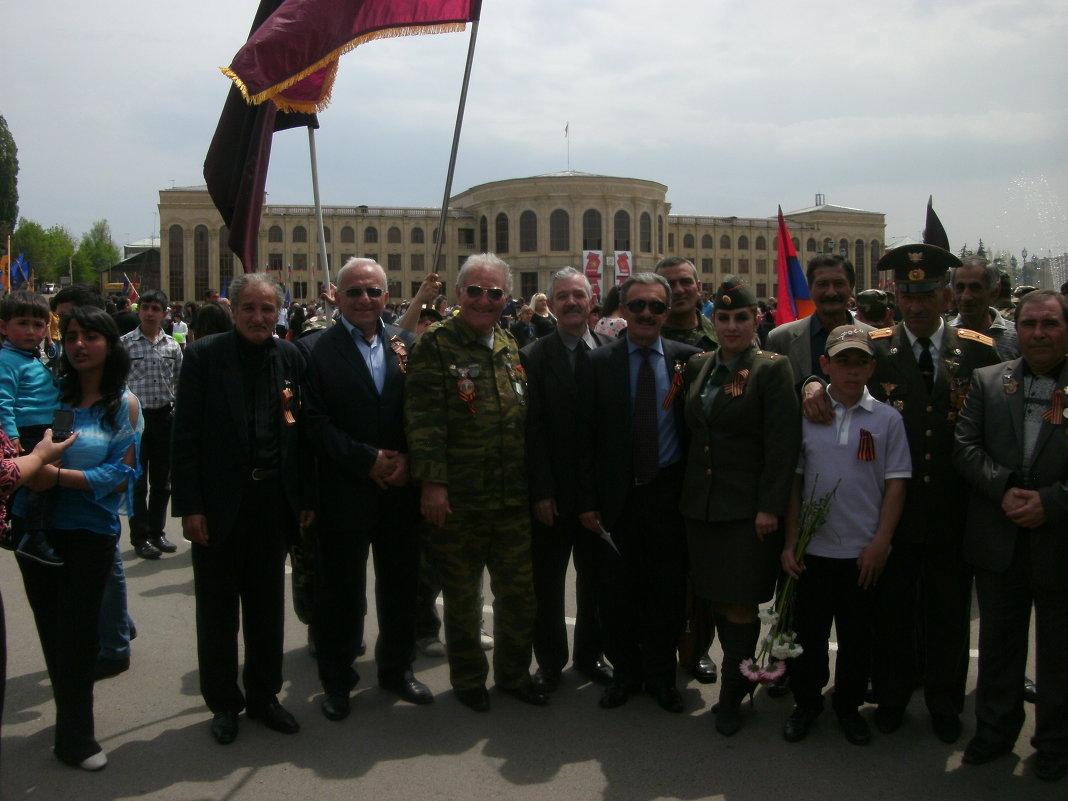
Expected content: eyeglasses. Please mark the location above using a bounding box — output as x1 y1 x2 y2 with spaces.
624 299 668 315
343 286 384 299
464 285 505 301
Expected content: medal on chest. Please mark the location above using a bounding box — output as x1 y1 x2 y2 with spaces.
507 363 526 401
281 380 296 425
389 335 409 374
662 361 684 409
725 368 750 399
1042 387 1066 425
450 363 480 415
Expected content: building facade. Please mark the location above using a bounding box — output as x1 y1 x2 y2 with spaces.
157 173 885 304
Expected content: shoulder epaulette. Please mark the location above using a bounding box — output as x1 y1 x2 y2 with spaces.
870 327 894 339
755 350 779 359
957 328 995 347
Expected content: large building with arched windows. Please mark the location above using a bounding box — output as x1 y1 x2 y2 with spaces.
156 173 885 304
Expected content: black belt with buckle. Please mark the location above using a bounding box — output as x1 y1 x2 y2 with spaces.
250 467 280 481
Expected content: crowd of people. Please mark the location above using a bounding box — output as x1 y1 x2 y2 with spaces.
0 246 1064 784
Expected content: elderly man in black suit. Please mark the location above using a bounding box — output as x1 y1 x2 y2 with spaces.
954 289 1068 782
171 272 314 745
579 272 700 713
521 267 613 693
303 258 431 721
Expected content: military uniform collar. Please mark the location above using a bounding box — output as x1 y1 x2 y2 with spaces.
904 317 945 350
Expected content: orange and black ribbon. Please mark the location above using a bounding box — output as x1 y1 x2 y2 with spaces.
857 428 875 461
662 361 684 409
389 335 408 373
281 384 296 425
1042 389 1065 424
725 369 750 398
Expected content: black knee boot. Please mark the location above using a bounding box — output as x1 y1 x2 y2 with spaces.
714 617 760 736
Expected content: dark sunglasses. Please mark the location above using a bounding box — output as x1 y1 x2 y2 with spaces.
343 286 384 299
464 285 505 301
624 299 668 315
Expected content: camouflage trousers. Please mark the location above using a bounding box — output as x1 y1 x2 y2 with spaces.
429 509 535 691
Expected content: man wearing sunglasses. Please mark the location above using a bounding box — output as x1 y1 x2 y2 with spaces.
405 253 546 712
579 273 701 713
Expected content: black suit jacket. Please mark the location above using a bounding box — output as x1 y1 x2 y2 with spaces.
578 335 700 530
170 331 310 545
521 327 609 516
303 320 417 531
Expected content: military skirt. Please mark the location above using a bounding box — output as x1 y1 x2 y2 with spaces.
685 517 783 605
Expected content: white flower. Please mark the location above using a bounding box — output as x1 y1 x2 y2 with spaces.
758 608 780 625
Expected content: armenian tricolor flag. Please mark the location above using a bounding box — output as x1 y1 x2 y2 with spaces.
773 206 814 325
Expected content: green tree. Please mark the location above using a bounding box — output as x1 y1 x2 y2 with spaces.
0 114 18 244
12 218 77 282
72 219 119 284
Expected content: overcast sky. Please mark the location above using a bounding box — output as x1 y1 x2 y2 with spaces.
3 0 1066 262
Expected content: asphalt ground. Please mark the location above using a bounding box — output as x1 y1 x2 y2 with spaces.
0 516 1045 801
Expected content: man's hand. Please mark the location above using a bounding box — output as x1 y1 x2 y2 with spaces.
413 272 442 306
383 453 410 487
420 482 452 527
532 498 558 527
183 514 209 546
802 382 834 424
754 511 778 541
856 540 890 589
299 509 315 528
579 511 602 534
370 449 400 489
1004 488 1046 528
781 547 804 579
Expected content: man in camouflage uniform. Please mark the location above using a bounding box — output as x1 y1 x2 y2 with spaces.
404 253 547 712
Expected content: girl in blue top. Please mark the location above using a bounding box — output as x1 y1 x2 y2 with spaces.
16 306 141 771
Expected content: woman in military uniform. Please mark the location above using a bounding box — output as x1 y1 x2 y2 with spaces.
681 276 801 736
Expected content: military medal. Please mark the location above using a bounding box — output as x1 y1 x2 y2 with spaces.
881 382 898 397
893 400 905 412
281 381 296 425
725 368 750 398
508 363 526 401
662 361 684 409
1003 374 1018 395
389 335 409 374
451 365 478 414
889 347 899 355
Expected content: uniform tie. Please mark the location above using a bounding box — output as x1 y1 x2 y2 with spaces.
916 337 934 394
633 347 659 483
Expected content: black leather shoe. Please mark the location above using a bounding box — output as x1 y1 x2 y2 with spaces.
838 712 872 746
600 682 638 709
497 682 550 707
783 707 820 742
150 535 178 554
94 656 130 681
532 668 561 693
380 673 433 705
692 656 718 685
962 737 1013 765
649 685 684 713
873 705 904 734
134 540 162 559
210 711 239 744
766 670 791 698
931 713 962 744
574 660 614 685
247 700 300 734
1024 677 1038 704
456 686 490 712
320 692 350 721
1035 750 1068 782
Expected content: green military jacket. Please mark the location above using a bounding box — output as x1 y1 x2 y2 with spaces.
662 313 719 351
404 313 528 511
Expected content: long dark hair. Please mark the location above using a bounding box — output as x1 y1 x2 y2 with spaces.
59 306 130 430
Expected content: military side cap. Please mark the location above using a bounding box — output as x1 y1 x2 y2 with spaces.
419 304 443 322
855 289 889 319
714 275 757 308
826 325 874 357
877 244 961 293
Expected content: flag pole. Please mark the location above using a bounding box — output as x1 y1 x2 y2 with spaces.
308 126 335 326
431 18 480 282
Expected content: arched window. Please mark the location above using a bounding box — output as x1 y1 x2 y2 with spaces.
870 240 881 267
854 239 866 272
292 226 307 244
387 226 401 244
168 224 184 302
433 228 445 244
219 226 234 294
582 209 602 250
550 209 569 251
340 226 355 243
495 212 509 253
839 238 849 257
792 237 801 250
613 210 630 252
320 226 331 243
720 235 731 250
479 216 488 252
657 216 664 253
755 236 767 250
364 226 378 244
268 225 283 243
683 234 695 249
194 225 210 300
639 212 652 253
806 237 817 252
411 227 425 244
701 234 714 249
519 210 537 252
738 235 749 250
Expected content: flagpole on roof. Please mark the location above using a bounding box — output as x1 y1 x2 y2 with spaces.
431 18 481 281
308 127 335 326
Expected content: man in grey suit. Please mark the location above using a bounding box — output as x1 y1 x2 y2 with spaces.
766 254 873 389
953 289 1068 782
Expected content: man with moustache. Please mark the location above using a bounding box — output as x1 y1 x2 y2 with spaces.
655 256 719 685
805 244 1001 743
172 273 313 744
579 273 700 712
949 255 1020 360
767 254 873 389
521 267 613 692
954 289 1068 781
303 258 431 722
405 253 546 712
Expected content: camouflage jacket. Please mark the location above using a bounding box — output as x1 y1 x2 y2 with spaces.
662 313 719 351
404 315 528 511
